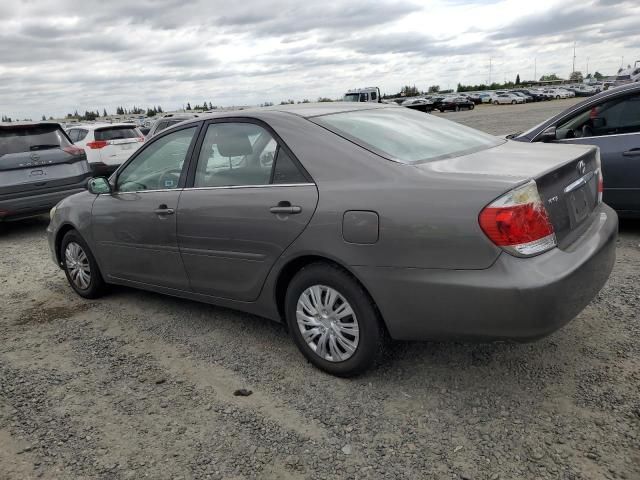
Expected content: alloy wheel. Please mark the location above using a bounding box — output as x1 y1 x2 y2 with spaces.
296 285 360 362
65 242 91 290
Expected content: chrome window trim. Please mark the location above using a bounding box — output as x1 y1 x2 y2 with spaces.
183 183 315 192
105 183 316 195
558 131 640 141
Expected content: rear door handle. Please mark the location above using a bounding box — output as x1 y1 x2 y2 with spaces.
270 201 302 215
154 204 175 215
622 148 640 157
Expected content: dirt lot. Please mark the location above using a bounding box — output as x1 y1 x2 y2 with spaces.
1 100 639 480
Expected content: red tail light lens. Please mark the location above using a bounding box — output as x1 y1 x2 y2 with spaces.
479 180 556 257
63 145 85 156
136 137 144 142
86 140 108 149
597 170 604 203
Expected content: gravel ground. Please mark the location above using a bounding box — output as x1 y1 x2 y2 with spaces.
1 100 639 480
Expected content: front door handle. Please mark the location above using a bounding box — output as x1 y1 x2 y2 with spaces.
622 148 640 157
154 204 175 215
270 201 302 215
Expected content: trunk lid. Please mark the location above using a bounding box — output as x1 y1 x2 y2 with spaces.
422 140 601 248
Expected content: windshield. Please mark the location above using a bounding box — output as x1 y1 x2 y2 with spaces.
0 125 70 157
343 93 360 102
312 107 503 164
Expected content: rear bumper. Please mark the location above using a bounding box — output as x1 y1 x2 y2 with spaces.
0 179 88 222
355 204 618 341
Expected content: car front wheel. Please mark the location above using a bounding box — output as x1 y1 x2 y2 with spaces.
285 263 384 377
61 230 106 299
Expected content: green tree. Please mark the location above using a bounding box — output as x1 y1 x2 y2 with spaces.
515 74 521 85
539 74 561 82
41 115 46 121
427 85 440 93
594 71 604 80
186 102 192 110
569 71 583 82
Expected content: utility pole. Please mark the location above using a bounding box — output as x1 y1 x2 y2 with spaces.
586 57 589 75
488 57 493 85
534 57 537 81
572 42 576 74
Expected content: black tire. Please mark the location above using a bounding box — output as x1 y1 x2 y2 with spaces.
284 263 384 377
454 105 460 112
511 100 516 104
493 100 499 105
60 230 107 299
469 104 475 110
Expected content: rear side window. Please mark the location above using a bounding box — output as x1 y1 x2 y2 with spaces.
77 129 88 141
273 148 307 184
95 127 140 141
0 125 70 157
313 107 502 164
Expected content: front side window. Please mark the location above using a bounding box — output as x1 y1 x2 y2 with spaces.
116 126 197 192
556 94 640 139
312 107 503 164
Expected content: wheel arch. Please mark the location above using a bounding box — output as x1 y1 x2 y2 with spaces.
273 254 389 336
54 223 78 266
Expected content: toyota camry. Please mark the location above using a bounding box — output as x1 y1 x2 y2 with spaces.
47 103 617 376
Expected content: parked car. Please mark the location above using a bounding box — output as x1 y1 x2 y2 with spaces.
48 103 617 376
437 96 475 112
512 82 640 216
512 89 547 101
146 114 200 138
477 93 494 104
459 93 483 104
492 93 524 105
0 122 90 222
401 97 436 113
510 91 533 103
66 124 144 176
343 87 382 103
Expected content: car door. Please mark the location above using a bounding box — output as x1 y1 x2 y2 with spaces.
554 92 640 212
91 124 200 289
177 120 318 301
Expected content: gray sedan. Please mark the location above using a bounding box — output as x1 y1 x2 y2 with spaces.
47 103 617 376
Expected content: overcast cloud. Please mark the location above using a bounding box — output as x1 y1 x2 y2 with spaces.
1 0 639 119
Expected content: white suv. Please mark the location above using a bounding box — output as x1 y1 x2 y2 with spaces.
66 124 144 176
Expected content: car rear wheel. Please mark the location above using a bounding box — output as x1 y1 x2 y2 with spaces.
285 263 384 377
61 230 106 299
493 100 499 105
469 104 475 110
454 105 460 112
511 100 516 104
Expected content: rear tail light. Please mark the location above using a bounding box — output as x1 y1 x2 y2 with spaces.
63 145 85 156
136 137 144 142
86 140 109 149
595 149 603 204
479 180 556 257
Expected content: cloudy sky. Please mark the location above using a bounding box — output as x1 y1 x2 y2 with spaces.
1 0 639 119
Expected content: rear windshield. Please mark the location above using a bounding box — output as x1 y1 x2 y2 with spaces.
312 107 503 164
0 125 70 157
95 126 140 141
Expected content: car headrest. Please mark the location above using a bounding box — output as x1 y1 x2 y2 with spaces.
216 130 253 157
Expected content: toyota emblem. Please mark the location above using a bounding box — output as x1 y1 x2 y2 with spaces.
577 160 586 175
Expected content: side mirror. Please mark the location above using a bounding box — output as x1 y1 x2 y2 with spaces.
540 126 557 142
87 177 112 195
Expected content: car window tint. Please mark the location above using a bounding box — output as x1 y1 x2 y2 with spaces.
116 127 196 192
194 123 276 188
77 129 88 141
557 94 640 139
95 127 139 141
67 129 79 142
272 148 307 184
313 107 502 164
0 125 70 157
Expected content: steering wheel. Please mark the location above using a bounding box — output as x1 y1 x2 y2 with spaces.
158 169 183 189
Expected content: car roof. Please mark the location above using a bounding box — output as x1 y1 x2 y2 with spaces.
0 121 63 129
174 102 393 127
70 123 139 130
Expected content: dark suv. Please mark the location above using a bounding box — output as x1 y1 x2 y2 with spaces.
0 122 91 222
